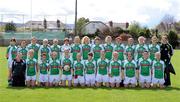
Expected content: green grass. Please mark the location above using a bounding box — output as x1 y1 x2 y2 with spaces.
0 47 180 102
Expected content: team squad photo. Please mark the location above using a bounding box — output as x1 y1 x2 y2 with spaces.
7 35 174 88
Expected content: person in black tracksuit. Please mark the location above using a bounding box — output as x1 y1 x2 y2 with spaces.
11 53 26 86
160 35 175 87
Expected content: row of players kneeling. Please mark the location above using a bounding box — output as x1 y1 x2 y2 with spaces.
27 72 165 88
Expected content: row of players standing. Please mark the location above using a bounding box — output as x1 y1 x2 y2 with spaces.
7 35 174 87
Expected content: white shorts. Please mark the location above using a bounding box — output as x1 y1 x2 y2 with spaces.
73 76 85 84
96 74 109 83
61 75 72 81
139 75 151 83
152 78 165 85
109 76 121 84
8 60 13 69
49 75 60 83
124 77 137 85
85 74 95 85
39 74 48 82
26 75 36 81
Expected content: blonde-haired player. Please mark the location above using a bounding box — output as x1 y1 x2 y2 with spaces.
109 51 122 88
61 48 73 87
26 49 38 87
39 39 51 62
104 36 114 61
135 36 149 61
49 51 60 87
81 36 92 60
152 52 165 88
73 53 85 87
96 50 110 87
51 39 61 60
71 36 82 61
149 36 160 61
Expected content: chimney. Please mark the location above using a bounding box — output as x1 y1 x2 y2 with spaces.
109 21 113 27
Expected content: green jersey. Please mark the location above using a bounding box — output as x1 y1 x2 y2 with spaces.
82 44 91 60
138 58 152 76
73 60 84 76
39 61 49 74
125 45 135 58
149 44 160 61
104 43 114 60
51 45 61 60
114 44 125 61
84 60 96 74
152 60 165 79
97 58 109 75
49 60 60 75
7 45 18 60
109 60 121 76
135 44 149 60
18 47 28 60
123 60 137 78
92 44 104 61
27 43 40 60
40 45 51 61
61 56 73 75
26 58 37 76
71 44 82 61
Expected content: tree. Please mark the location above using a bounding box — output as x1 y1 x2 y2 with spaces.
157 14 176 33
128 21 141 38
168 30 179 49
77 17 89 34
5 22 16 32
43 18 47 31
111 27 124 38
57 19 60 29
139 27 151 38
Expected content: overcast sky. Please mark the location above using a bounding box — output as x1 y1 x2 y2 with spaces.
0 0 180 28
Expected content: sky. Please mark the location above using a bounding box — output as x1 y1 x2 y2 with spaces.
0 0 180 28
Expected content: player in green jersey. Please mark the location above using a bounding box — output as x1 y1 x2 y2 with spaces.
81 36 92 60
135 36 149 61
149 36 160 61
26 49 38 87
73 53 85 87
27 37 40 60
49 51 61 87
39 39 51 62
152 52 165 88
138 51 152 88
96 50 110 87
71 36 82 61
38 53 49 87
123 52 138 88
109 51 122 88
61 48 73 87
104 36 114 61
6 38 18 85
84 52 96 87
114 36 125 61
51 39 61 60
92 37 104 62
61 38 71 54
18 40 28 60
125 38 136 59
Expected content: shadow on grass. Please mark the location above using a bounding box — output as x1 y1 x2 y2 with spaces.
6 86 180 91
